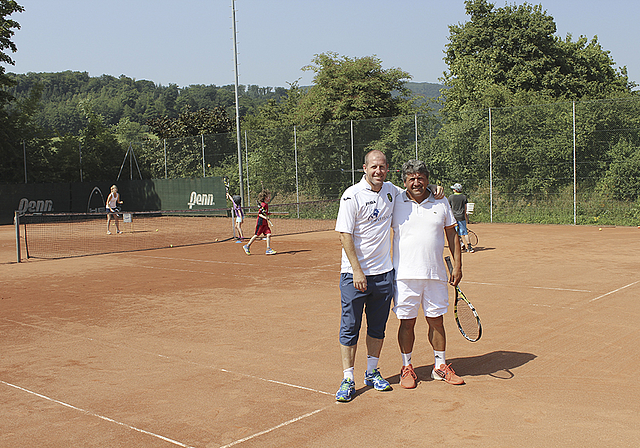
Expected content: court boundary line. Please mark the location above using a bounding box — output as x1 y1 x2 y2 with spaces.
464 280 591 293
2 317 332 397
1 380 195 448
217 407 329 448
132 254 338 272
589 281 640 302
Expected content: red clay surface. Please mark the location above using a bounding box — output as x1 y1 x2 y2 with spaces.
1 222 639 447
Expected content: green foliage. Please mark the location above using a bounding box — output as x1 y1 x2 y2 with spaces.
433 0 638 204
443 0 634 111
146 107 233 139
6 71 288 136
296 52 414 125
0 0 23 104
597 138 640 201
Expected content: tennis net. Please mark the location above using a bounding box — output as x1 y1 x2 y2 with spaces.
16 199 338 260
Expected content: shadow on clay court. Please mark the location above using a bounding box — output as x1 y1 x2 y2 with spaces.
269 249 312 255
381 350 537 386
446 350 537 378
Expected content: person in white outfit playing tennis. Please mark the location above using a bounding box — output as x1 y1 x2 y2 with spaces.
106 184 123 235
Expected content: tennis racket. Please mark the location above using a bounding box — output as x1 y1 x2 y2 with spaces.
224 177 230 195
468 229 478 246
444 256 482 342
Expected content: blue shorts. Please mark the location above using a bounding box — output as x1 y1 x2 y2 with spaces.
456 220 468 236
339 269 394 346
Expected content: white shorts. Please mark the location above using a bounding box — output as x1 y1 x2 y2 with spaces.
393 279 450 319
235 217 243 223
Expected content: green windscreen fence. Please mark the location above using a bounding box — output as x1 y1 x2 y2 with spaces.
1 177 227 224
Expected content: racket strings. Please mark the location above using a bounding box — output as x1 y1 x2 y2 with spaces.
456 299 480 340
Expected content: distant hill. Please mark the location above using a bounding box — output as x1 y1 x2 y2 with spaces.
405 82 446 99
6 72 448 135
403 82 448 108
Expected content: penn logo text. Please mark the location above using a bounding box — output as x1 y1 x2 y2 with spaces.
188 191 215 209
17 197 54 214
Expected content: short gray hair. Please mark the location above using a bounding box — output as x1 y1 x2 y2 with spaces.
401 159 430 182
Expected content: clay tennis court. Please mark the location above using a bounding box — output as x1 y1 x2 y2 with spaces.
1 221 639 447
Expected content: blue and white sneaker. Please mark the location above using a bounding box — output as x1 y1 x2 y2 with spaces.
335 378 355 402
364 368 392 391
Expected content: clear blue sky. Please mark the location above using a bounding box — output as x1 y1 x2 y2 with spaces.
8 0 640 89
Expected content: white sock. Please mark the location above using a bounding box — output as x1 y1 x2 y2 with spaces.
366 355 379 374
434 351 446 370
401 352 412 366
343 367 354 382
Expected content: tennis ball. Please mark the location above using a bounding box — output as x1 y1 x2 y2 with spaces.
170 244 173 247
215 238 218 241
599 228 602 231
155 229 159 232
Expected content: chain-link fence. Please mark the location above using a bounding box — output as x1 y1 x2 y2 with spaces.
131 97 640 226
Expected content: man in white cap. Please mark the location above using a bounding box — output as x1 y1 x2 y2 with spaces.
448 183 474 253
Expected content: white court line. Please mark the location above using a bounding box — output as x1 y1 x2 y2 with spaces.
589 281 639 302
2 318 332 397
2 318 334 446
1 380 194 448
132 254 338 272
218 407 328 448
465 280 591 293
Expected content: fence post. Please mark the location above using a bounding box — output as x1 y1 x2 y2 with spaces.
350 120 355 185
573 101 578 226
79 142 83 182
294 125 300 218
15 211 21 263
415 114 418 159
164 139 167 179
202 134 206 177
489 107 493 223
23 140 27 183
244 130 250 208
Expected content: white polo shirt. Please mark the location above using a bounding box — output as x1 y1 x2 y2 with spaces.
335 176 400 276
392 189 456 281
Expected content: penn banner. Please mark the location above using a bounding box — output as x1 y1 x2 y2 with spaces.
0 177 227 224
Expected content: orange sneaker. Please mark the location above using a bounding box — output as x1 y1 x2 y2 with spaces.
400 364 418 389
432 364 465 385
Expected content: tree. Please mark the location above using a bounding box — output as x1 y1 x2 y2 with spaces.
442 0 635 111
0 0 23 107
436 0 637 198
295 52 413 125
146 107 233 139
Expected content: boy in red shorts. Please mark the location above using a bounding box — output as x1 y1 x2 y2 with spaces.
243 189 276 255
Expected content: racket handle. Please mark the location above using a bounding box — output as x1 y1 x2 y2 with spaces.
444 256 453 275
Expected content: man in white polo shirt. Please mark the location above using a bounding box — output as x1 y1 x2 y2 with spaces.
334 150 444 402
392 159 464 389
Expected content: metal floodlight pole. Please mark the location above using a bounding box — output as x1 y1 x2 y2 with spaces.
232 0 244 202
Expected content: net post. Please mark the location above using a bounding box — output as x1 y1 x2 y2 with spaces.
15 211 21 263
